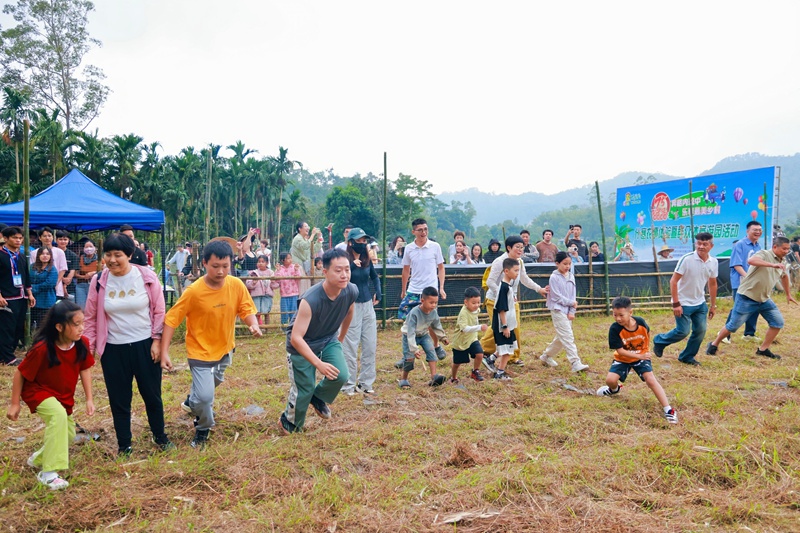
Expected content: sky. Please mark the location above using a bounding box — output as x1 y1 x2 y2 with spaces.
72 1 800 194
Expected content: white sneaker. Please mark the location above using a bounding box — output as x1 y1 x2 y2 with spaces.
720 332 731 345
742 335 762 343
539 354 558 367
37 471 69 490
571 361 590 373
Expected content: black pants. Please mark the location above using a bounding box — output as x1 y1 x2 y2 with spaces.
0 299 27 363
101 338 167 449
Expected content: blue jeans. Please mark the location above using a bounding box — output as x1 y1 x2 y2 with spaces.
280 295 298 326
724 288 758 337
653 302 708 361
725 294 784 331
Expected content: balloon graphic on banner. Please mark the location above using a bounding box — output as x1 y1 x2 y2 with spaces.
637 211 646 225
620 211 626 221
743 198 748 205
751 210 758 220
733 187 743 202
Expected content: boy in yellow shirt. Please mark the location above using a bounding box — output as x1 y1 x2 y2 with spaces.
161 241 261 448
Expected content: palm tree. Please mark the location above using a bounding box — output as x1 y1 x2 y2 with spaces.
0 87 31 184
267 146 301 255
30 108 67 183
67 129 110 184
109 134 144 198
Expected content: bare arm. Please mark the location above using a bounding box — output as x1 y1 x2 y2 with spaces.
707 277 717 318
437 262 446 300
79 368 94 416
401 265 410 298
290 300 339 380
338 303 355 342
670 272 683 316
6 369 24 421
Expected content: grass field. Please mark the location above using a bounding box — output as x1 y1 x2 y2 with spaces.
2 298 800 532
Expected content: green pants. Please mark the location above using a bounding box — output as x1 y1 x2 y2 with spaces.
31 396 76 472
283 340 349 430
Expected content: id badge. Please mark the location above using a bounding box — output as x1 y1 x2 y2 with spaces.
12 274 22 288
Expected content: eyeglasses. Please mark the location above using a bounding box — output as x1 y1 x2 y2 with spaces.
414 227 428 233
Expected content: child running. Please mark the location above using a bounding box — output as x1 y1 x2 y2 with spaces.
398 286 449 388
275 252 302 327
491 258 519 381
540 251 590 372
597 296 677 424
6 301 95 490
450 287 487 383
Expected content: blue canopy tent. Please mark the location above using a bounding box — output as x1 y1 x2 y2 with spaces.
0 168 164 231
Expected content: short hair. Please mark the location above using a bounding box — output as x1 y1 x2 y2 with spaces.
421 286 439 298
695 232 713 242
411 218 427 229
119 224 134 232
344 225 353 231
572 224 582 230
322 247 348 269
555 251 570 264
464 286 481 299
313 257 322 266
203 240 234 262
746 221 762 229
520 229 530 236
505 235 523 251
2 226 22 238
774 236 790 246
612 296 632 309
103 233 136 257
55 230 69 239
38 227 53 237
502 257 519 270
453 230 465 239
279 252 291 264
542 229 553 237
589 241 599 248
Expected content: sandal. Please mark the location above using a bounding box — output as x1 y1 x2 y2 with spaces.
398 379 411 389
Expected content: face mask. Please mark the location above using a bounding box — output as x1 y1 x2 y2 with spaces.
84 247 96 255
352 243 367 254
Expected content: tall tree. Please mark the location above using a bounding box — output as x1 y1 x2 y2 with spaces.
109 133 143 198
267 146 301 253
1 0 109 133
30 107 66 183
0 86 31 184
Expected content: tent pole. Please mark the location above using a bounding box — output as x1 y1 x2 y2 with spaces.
161 225 167 303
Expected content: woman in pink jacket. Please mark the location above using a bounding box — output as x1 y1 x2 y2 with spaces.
84 233 172 456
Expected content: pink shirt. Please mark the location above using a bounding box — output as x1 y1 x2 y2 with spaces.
274 264 302 297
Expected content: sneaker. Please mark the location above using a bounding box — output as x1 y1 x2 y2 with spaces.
191 429 210 449
117 446 133 458
705 342 718 355
180 395 192 414
653 343 665 358
571 361 590 373
482 354 497 373
278 413 297 435
755 348 781 360
449 377 460 385
596 384 622 396
355 383 374 394
193 416 199 428
27 450 42 468
152 436 176 452
398 379 411 389
429 374 446 387
720 332 731 345
37 471 69 491
743 334 762 343
664 408 678 424
435 345 447 361
509 359 525 366
539 354 558 367
470 369 485 382
680 358 701 366
493 370 512 381
342 388 357 397
310 395 331 419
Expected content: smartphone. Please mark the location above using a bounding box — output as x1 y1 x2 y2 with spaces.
569 225 574 229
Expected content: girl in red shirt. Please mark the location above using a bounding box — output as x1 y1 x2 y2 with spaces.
6 300 95 490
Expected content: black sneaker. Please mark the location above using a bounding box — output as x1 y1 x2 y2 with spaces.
191 429 210 449
470 369 485 382
310 396 331 419
653 343 665 358
152 435 176 452
118 446 133 458
706 342 718 356
755 348 781 360
680 358 701 366
482 354 497 373
278 413 297 435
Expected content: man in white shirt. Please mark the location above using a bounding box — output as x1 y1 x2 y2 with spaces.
653 232 718 366
334 226 353 251
29 227 67 299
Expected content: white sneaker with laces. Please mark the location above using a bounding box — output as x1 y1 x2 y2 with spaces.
571 361 590 373
539 354 558 367
37 471 69 490
664 408 678 424
720 331 731 345
742 335 762 343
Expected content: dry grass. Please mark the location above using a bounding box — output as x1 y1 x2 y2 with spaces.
2 298 800 532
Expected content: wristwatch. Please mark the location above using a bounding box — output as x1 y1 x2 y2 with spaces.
501 324 508 329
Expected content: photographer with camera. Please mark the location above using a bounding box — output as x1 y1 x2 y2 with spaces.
564 224 588 261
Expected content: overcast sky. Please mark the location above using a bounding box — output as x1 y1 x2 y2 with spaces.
80 0 800 195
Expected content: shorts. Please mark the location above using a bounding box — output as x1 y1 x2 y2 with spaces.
453 340 484 364
608 359 653 383
398 292 421 320
401 333 435 372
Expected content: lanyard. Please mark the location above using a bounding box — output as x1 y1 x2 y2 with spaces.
1 246 20 277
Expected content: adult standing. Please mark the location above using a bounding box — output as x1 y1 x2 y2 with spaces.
166 243 188 287
481 235 548 368
340 228 381 395
74 240 99 309
55 231 78 301
30 228 67 302
335 226 353 251
721 221 762 344
290 221 322 295
387 236 406 265
120 225 149 267
536 230 560 263
563 225 588 261
484 238 503 264
84 233 173 455
707 236 797 359
520 230 540 263
653 232 718 366
1 226 35 366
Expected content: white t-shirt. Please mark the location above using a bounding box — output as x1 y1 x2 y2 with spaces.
674 252 718 307
104 267 152 344
402 239 444 294
31 247 68 297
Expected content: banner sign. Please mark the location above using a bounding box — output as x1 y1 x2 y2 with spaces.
614 167 777 258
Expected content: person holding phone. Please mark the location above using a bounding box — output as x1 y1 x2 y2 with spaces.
564 224 588 261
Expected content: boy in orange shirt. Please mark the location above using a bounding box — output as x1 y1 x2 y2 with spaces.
597 296 677 424
161 241 262 448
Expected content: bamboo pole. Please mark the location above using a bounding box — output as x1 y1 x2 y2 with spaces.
382 152 387 329
22 120 31 343
595 181 611 314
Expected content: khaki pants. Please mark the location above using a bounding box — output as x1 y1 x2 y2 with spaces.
480 298 522 361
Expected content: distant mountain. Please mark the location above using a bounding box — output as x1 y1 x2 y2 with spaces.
438 153 799 227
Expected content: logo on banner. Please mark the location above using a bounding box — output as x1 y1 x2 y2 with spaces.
650 192 671 221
